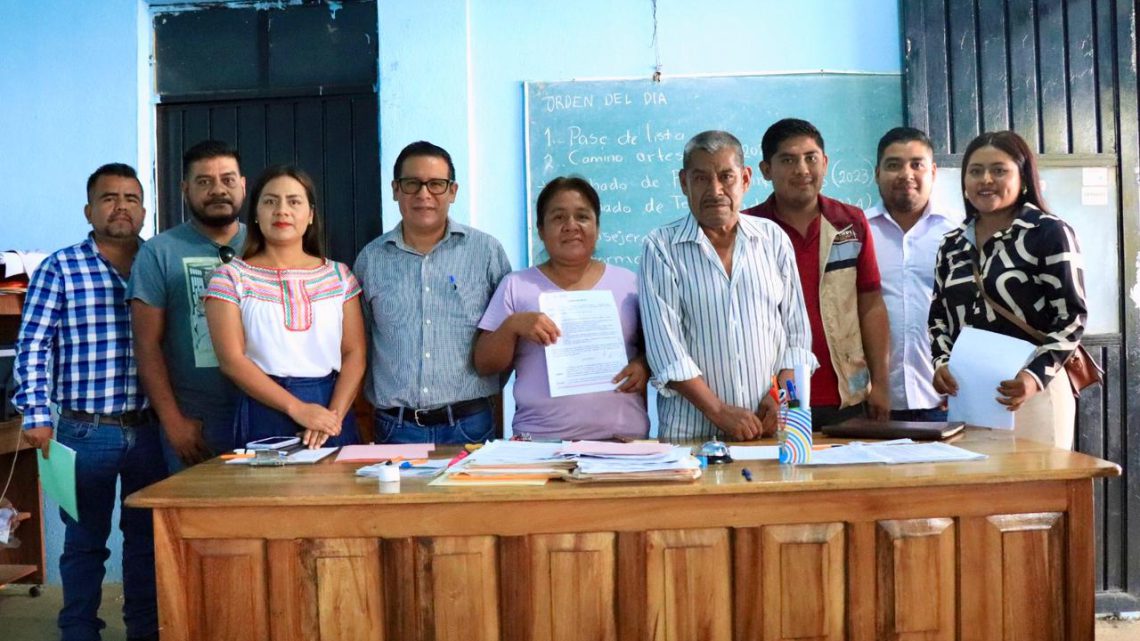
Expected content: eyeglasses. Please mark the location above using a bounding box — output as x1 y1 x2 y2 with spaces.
217 245 236 264
396 178 453 195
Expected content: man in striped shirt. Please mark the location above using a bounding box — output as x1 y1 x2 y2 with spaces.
640 131 814 441
15 164 167 641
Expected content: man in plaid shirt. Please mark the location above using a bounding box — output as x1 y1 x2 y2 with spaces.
14 163 166 641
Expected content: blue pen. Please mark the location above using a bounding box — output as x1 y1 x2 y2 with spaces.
785 379 798 403
741 468 753 482
448 275 458 291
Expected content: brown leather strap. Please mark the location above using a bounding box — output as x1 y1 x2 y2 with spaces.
971 263 1049 345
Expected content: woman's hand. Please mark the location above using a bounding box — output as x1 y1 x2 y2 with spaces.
932 366 959 396
996 370 1040 411
613 356 649 394
301 428 330 449
288 402 340 436
508 312 561 345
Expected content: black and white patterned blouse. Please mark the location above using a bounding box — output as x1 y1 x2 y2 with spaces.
929 204 1087 388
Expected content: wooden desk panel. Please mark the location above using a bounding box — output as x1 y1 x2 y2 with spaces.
128 431 1119 641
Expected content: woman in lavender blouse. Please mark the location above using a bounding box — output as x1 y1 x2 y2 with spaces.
474 177 650 441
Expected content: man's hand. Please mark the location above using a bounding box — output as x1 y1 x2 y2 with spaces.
709 403 764 441
162 414 211 465
22 427 53 458
756 394 780 437
866 385 890 421
932 366 959 396
613 357 650 394
997 370 1040 412
508 312 561 346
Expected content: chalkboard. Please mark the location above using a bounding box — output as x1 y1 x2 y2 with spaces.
525 74 903 267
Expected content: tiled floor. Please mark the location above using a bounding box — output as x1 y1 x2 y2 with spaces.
1 583 1137 640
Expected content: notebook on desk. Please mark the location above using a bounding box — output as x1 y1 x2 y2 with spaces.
823 418 966 441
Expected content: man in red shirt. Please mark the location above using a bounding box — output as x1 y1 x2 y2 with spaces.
743 118 890 427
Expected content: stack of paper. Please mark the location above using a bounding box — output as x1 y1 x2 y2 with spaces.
805 441 986 466
356 459 450 479
431 441 575 486
561 442 702 482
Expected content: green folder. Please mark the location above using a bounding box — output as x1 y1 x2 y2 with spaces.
36 439 78 522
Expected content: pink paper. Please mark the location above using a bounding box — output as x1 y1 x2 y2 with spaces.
556 441 672 456
334 444 435 462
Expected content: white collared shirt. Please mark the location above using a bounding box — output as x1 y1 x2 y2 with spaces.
865 201 964 411
639 214 815 440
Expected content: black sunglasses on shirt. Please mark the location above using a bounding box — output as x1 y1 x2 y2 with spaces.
218 245 236 264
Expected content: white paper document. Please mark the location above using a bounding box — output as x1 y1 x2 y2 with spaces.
805 442 987 466
538 290 629 398
946 327 1037 429
729 445 781 461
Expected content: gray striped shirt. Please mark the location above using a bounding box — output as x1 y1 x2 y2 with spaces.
639 214 814 440
354 220 511 409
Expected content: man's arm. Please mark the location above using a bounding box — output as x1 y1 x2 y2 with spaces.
666 377 766 440
131 301 209 463
858 289 891 420
12 257 63 455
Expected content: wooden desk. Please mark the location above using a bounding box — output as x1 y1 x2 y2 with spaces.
128 430 1120 641
0 418 45 590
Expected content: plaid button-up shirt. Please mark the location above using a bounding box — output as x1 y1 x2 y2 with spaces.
14 235 146 429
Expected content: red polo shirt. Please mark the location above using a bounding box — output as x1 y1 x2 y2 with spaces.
742 194 881 407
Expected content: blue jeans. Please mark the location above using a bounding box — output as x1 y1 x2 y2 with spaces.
54 415 168 641
158 403 237 474
890 408 949 422
372 407 494 445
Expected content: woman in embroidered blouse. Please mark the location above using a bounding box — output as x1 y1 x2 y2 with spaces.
472 176 650 441
929 131 1087 449
205 165 366 448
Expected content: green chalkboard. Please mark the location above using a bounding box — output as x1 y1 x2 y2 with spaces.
525 73 903 267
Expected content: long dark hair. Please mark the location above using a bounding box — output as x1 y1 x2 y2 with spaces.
960 130 1048 217
242 165 325 260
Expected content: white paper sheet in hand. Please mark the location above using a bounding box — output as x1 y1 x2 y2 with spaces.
946 327 1037 429
538 290 629 398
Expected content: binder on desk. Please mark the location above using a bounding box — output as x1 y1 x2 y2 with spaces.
823 418 965 441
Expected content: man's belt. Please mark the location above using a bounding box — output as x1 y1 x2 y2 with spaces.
59 408 153 427
378 398 490 427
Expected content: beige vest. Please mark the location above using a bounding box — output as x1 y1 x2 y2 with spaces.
817 216 870 407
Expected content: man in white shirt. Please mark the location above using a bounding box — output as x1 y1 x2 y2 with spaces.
865 127 963 421
639 130 814 441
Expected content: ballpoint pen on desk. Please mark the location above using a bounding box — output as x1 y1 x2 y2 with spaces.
741 468 753 482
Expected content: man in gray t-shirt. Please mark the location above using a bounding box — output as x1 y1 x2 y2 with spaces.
127 140 247 471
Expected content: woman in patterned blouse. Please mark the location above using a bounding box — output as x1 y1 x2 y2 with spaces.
204 165 366 449
929 131 1087 449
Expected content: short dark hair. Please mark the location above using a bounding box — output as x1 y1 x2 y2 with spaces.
761 118 825 163
876 126 934 166
393 141 455 181
182 140 241 177
535 176 601 228
961 130 1048 216
242 165 325 260
86 163 142 202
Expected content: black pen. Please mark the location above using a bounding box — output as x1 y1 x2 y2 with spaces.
741 468 753 482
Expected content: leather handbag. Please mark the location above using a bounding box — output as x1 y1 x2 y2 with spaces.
972 266 1102 398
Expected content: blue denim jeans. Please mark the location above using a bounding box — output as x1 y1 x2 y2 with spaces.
54 415 168 641
372 407 494 445
236 373 359 447
889 408 950 422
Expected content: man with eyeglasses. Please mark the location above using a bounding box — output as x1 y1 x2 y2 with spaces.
354 141 511 444
128 140 248 470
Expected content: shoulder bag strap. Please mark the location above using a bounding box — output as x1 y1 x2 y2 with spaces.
971 262 1048 345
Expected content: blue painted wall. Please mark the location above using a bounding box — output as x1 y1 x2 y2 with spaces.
2 0 900 585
